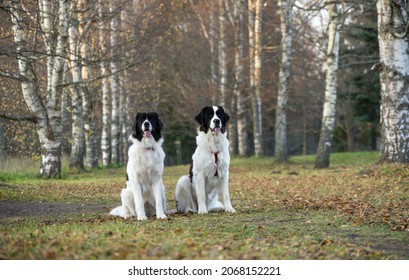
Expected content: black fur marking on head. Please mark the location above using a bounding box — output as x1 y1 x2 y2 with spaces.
132 112 164 142
194 106 230 134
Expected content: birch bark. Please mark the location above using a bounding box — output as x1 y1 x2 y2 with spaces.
98 0 112 167
249 0 264 157
315 3 340 169
377 0 409 163
218 0 227 107
78 0 98 168
109 2 121 165
210 1 219 104
120 8 128 165
10 0 68 178
275 0 294 161
68 4 85 170
233 0 248 156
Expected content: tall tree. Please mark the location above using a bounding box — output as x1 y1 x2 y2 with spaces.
98 0 112 167
78 0 99 168
10 0 68 178
315 2 340 168
109 2 121 165
377 0 409 163
275 0 295 161
233 0 248 156
67 1 85 170
249 0 264 157
218 0 227 107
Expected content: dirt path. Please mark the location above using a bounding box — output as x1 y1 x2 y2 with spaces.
0 201 111 218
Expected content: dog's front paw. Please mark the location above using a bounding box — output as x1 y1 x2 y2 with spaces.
198 208 208 215
225 207 236 213
123 214 134 219
137 215 148 221
157 214 168 219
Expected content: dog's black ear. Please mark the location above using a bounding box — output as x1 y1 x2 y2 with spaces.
152 112 164 131
224 112 230 123
132 113 143 140
194 108 205 125
158 118 164 131
218 106 230 123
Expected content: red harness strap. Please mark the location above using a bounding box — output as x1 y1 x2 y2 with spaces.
214 152 219 177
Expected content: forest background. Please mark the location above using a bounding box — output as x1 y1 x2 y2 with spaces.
0 0 382 175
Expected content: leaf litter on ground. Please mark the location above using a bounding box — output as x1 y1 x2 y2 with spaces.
0 152 408 259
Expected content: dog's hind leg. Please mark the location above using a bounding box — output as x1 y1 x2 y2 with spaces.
109 188 135 218
175 175 197 214
121 188 136 218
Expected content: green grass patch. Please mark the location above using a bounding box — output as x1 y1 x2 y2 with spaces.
1 151 408 259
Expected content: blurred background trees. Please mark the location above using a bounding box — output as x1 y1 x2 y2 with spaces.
0 0 389 177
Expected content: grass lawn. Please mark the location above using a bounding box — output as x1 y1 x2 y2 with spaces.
0 152 408 259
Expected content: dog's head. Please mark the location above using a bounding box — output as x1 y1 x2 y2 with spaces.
194 106 230 135
132 112 164 142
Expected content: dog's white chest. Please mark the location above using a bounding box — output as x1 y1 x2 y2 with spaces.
127 143 165 182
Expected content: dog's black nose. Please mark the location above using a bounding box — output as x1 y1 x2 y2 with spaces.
213 119 220 126
143 121 150 129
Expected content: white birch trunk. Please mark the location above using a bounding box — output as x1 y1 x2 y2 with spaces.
68 6 85 170
249 0 264 157
377 0 409 163
120 9 128 165
78 0 98 168
315 3 340 168
210 1 219 104
44 0 68 177
275 0 294 161
98 0 112 167
218 0 227 107
109 3 121 165
253 0 263 157
11 0 68 178
233 0 248 156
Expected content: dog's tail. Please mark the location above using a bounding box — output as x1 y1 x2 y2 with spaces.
109 188 135 218
175 175 197 213
109 206 123 216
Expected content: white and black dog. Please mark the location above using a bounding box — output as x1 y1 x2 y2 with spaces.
110 112 167 220
175 106 236 214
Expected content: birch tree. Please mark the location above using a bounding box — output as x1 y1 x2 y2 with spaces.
98 0 112 167
78 0 99 168
218 0 227 107
249 0 264 157
377 0 409 163
275 0 295 161
315 3 340 169
67 2 85 170
223 1 238 155
109 2 121 165
233 0 248 156
210 1 219 104
120 7 129 166
10 0 68 178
